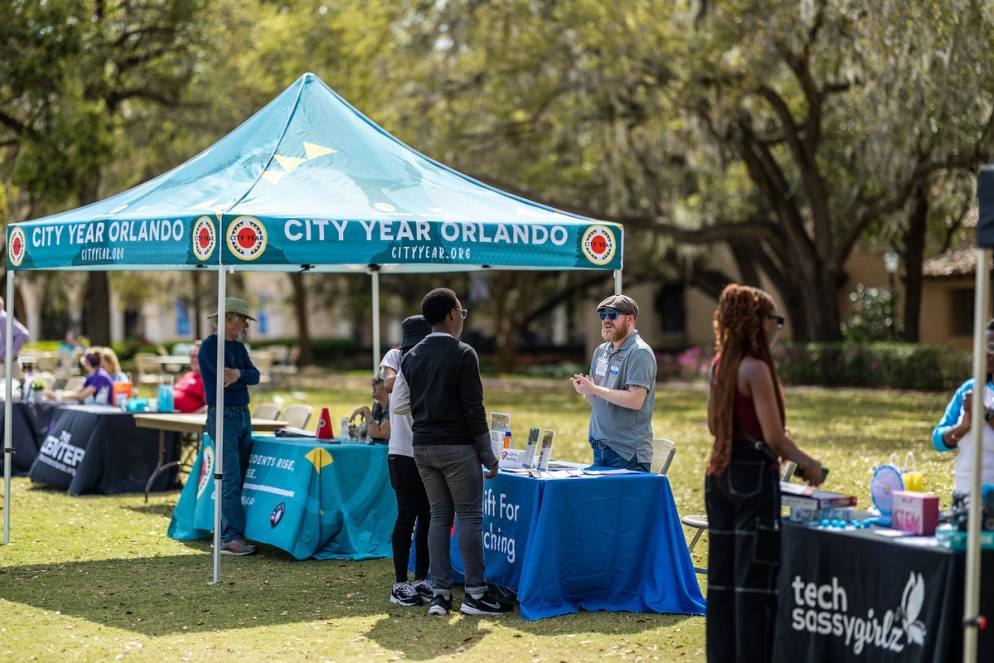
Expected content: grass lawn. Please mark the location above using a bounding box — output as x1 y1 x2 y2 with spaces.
0 382 954 662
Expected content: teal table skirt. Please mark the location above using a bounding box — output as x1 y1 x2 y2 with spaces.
167 435 395 560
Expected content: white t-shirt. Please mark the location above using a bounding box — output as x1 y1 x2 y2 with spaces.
381 349 414 457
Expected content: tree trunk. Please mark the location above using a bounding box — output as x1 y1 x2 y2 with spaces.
491 273 534 373
77 173 112 345
83 272 112 345
289 272 314 367
901 184 928 342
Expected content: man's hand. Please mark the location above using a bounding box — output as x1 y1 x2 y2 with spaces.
222 368 240 387
570 374 597 397
484 462 498 479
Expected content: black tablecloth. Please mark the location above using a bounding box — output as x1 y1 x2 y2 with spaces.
775 522 994 662
0 401 61 476
27 405 180 495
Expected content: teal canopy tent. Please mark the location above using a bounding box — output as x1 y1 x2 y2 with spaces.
2 73 624 582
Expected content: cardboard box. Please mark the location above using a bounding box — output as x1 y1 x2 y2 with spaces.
892 490 940 535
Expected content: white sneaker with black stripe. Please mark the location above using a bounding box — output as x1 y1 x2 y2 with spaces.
389 581 423 607
460 591 512 616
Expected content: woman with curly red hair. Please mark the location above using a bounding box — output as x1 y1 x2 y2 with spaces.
705 284 823 663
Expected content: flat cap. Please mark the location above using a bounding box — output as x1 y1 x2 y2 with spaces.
597 294 639 318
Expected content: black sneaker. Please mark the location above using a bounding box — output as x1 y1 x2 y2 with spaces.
427 594 452 616
460 591 513 616
389 582 422 607
412 578 433 601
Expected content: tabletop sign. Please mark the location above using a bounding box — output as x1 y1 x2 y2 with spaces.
499 448 526 469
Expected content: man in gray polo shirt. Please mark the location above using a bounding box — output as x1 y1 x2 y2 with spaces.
570 294 656 472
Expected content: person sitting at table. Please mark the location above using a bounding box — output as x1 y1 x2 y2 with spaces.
199 298 261 557
57 329 83 356
932 318 994 502
98 347 129 382
46 350 114 405
173 341 206 413
350 375 390 443
705 284 823 663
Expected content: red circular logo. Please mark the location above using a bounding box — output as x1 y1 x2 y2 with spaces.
590 235 607 255
226 216 267 261
7 226 26 267
192 216 216 262
237 227 258 249
581 225 617 266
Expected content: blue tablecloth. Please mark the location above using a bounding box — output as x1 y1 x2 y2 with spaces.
168 435 395 560
447 468 706 620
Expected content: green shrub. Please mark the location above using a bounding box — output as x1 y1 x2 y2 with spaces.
774 342 971 391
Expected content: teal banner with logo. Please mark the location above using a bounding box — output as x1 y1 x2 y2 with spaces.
167 435 395 561
220 215 621 270
6 216 221 270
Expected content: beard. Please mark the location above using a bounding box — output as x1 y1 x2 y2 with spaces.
601 318 631 342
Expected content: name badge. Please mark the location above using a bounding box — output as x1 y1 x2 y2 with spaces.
594 357 608 377
609 364 621 375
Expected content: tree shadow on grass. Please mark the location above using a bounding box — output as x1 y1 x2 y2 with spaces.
0 553 402 636
0 553 691 659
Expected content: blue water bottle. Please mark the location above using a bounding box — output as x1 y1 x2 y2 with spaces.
157 375 174 413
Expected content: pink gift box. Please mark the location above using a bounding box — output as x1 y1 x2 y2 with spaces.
892 490 940 535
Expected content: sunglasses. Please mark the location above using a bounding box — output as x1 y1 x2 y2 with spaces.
456 308 468 320
767 314 785 329
598 310 621 321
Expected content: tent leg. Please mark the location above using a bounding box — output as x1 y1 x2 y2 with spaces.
3 271 14 545
613 270 622 295
964 247 990 662
211 267 227 585
371 270 381 373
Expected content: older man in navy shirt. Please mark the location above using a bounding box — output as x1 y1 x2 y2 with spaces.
199 297 260 556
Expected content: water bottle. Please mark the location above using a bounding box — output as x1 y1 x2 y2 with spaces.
157 375 174 413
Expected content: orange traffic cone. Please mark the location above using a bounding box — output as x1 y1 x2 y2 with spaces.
316 407 334 439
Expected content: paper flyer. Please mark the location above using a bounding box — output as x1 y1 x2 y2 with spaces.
490 412 511 459
522 427 540 468
537 429 556 471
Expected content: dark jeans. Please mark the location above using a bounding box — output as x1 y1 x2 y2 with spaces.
705 443 782 663
206 405 253 543
413 444 486 595
388 453 430 583
589 438 650 472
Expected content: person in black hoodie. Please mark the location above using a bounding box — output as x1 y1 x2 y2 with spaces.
393 288 511 617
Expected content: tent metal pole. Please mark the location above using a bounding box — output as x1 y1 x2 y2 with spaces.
371 269 381 374
3 271 14 545
613 270 622 295
211 267 227 585
964 247 990 662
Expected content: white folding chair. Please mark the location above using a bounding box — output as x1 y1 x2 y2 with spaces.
252 402 280 420
280 404 312 429
650 438 676 475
